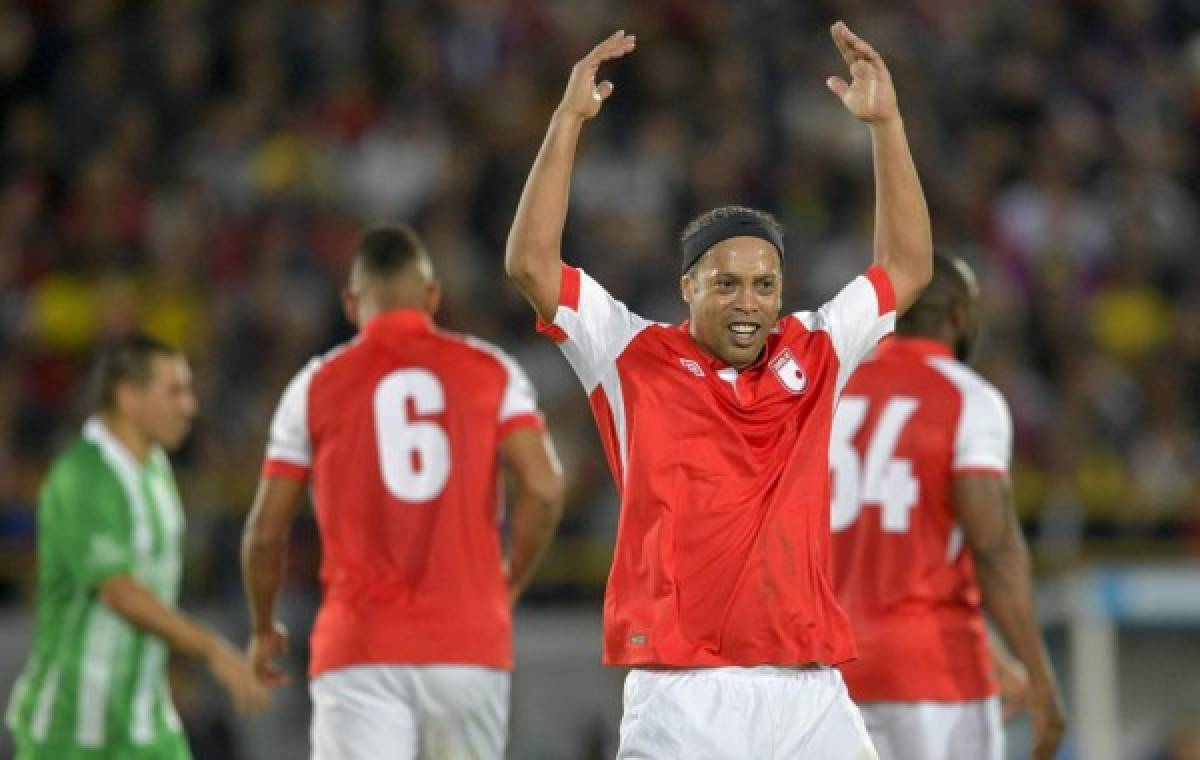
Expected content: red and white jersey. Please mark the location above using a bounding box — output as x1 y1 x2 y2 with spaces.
263 309 544 677
538 263 896 667
831 337 1011 702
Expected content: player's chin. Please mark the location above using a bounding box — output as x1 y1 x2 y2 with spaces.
719 338 765 367
160 423 193 451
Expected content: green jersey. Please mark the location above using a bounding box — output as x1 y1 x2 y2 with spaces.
6 418 190 759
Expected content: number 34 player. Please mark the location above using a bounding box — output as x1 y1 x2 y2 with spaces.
831 254 1066 760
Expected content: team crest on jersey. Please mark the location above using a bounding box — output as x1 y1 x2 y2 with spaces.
770 348 807 394
679 357 705 377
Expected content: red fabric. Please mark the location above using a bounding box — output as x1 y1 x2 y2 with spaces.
535 263 581 341
595 316 858 667
833 338 997 702
865 265 896 315
298 310 524 676
497 412 545 440
536 322 568 343
530 265 904 668
263 459 309 481
559 262 581 310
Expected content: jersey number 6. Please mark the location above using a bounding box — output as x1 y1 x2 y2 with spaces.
373 369 451 502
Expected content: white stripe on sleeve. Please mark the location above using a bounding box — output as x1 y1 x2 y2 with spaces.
266 359 319 467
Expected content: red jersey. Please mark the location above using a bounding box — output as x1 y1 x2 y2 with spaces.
262 309 544 677
538 263 896 667
831 337 1011 702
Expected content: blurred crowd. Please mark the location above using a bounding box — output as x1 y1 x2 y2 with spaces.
1 0 1199 608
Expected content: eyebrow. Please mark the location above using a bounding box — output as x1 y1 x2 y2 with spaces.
710 271 778 280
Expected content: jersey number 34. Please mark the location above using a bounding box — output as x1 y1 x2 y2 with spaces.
830 396 919 533
373 369 451 502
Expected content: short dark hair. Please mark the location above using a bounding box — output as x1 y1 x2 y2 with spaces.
896 252 973 334
354 224 430 279
93 333 182 412
679 205 784 275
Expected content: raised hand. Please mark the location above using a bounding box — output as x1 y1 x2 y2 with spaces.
558 30 637 121
826 21 899 125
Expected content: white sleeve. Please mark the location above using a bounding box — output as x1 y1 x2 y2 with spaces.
497 354 540 425
462 336 546 437
265 359 319 470
794 265 897 395
952 379 1012 474
537 264 651 392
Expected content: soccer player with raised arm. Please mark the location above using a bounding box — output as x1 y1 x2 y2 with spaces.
241 225 565 760
6 335 266 760
831 254 1066 760
506 22 932 758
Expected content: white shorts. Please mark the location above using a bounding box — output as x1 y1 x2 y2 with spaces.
309 664 510 760
617 665 878 759
857 697 1003 760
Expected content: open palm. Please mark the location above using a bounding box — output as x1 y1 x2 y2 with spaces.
826 21 898 124
560 30 637 120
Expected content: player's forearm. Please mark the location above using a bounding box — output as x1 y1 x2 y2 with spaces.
869 117 932 312
506 485 565 602
99 575 217 661
974 534 1058 693
240 477 304 635
505 110 583 296
241 534 287 636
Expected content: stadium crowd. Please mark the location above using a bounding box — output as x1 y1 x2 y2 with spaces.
0 0 1198 613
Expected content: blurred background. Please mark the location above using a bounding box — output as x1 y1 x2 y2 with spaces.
0 0 1199 758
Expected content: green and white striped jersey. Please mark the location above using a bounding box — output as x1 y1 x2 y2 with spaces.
6 418 190 759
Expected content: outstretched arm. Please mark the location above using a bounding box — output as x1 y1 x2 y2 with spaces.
505 30 636 322
826 21 932 313
955 474 1066 760
99 575 268 714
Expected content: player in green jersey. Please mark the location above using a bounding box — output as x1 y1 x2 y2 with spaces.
6 334 267 759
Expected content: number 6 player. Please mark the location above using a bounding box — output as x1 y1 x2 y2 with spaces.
241 225 565 759
506 22 932 757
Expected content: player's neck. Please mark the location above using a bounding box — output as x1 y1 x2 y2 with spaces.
896 327 954 350
100 413 152 464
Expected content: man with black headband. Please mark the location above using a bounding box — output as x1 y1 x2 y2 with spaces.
506 21 932 758
831 254 1065 760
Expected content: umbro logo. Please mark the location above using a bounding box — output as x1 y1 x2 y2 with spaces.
679 358 705 377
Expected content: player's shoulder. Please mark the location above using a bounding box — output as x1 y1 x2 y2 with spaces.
775 312 840 356
779 305 853 338
926 356 1009 418
617 321 702 362
784 309 820 333
293 337 361 382
53 436 113 480
43 437 123 505
455 333 532 379
314 337 359 368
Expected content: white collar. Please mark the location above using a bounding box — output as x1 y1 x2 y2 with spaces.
83 416 149 477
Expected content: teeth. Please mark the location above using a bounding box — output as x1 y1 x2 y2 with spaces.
730 324 757 335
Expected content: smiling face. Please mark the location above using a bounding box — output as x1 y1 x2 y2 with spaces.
681 236 783 368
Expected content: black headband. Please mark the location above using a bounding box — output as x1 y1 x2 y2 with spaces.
681 216 785 274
